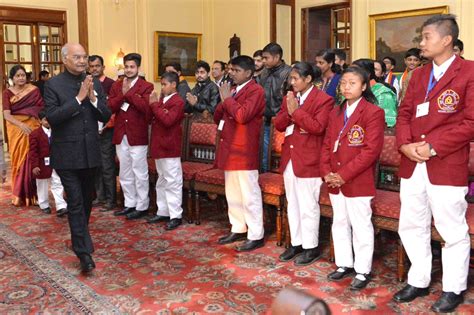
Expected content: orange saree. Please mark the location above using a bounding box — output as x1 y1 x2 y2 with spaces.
3 84 43 206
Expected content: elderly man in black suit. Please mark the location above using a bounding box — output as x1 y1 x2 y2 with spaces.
44 43 111 272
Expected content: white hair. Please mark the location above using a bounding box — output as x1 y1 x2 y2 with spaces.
61 45 68 59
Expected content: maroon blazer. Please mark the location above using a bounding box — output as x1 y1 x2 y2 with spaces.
275 87 334 177
150 93 185 159
321 98 385 197
109 77 154 146
396 56 474 186
29 127 53 179
214 80 265 170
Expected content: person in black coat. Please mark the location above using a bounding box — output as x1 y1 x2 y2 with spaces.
44 43 111 273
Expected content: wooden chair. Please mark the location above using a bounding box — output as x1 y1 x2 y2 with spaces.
181 114 219 224
258 119 286 246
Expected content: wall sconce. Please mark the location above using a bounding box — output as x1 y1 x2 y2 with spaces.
115 48 124 69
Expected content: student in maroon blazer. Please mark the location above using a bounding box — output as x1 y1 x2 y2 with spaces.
214 55 266 252
148 72 185 230
29 111 67 215
321 66 384 290
394 15 474 312
108 53 154 219
275 62 333 266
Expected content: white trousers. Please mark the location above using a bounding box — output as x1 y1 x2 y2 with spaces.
36 169 67 210
116 135 149 211
399 162 469 293
155 158 183 219
329 192 374 274
225 170 264 240
283 161 322 248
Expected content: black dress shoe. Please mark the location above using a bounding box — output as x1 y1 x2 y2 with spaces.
41 207 51 214
235 239 264 252
92 198 105 206
431 292 463 313
126 210 148 220
165 218 182 230
114 207 135 216
217 232 247 245
279 245 303 262
327 267 355 281
393 284 429 303
56 208 68 217
79 254 96 273
350 273 371 290
147 215 170 224
294 247 321 266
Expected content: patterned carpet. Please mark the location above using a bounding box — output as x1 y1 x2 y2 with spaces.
0 181 473 314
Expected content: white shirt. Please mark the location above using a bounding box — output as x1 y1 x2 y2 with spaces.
163 92 177 104
42 126 51 138
433 54 455 81
346 97 362 119
235 79 252 94
296 85 314 106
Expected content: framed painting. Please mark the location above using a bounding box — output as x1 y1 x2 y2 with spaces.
154 31 202 82
369 6 449 72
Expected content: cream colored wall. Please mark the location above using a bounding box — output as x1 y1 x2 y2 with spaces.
87 0 270 88
0 0 79 42
352 0 474 60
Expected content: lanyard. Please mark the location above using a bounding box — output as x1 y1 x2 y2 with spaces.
424 68 438 102
336 108 350 142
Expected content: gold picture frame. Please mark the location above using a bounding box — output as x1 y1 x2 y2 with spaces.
369 6 449 72
154 31 202 82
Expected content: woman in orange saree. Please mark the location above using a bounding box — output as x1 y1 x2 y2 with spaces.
3 65 44 206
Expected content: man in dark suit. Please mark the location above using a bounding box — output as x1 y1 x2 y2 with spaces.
44 43 111 273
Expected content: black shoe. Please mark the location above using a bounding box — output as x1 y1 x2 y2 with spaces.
327 267 355 281
294 247 321 266
165 218 182 230
41 207 51 214
235 239 264 252
350 273 371 290
217 232 247 245
431 292 463 313
279 245 304 262
79 254 96 273
56 208 68 217
126 210 148 220
393 284 429 303
114 207 135 216
147 215 170 224
100 203 117 212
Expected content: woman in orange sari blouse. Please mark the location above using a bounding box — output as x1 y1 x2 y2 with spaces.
3 65 44 206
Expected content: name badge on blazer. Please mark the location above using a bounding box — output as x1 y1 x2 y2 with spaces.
416 102 429 118
218 120 225 131
121 102 130 112
44 157 50 166
285 124 294 137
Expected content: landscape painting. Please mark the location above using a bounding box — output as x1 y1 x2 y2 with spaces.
369 6 449 72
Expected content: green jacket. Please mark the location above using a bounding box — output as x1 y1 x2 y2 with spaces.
371 83 397 127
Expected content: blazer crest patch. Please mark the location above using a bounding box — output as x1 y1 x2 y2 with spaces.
347 125 365 146
437 89 459 113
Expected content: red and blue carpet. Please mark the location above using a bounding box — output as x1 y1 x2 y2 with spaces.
0 183 473 313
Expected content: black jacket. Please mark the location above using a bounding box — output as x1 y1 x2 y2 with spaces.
44 70 111 170
177 79 191 103
185 77 221 114
259 62 292 120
